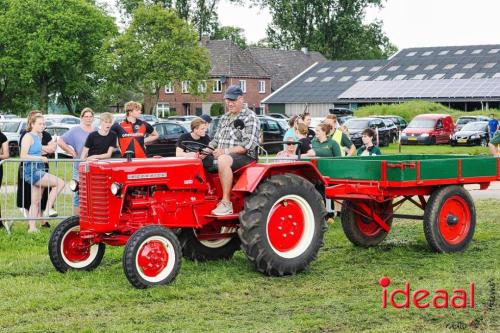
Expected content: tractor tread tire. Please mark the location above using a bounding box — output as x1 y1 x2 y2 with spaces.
179 228 240 261
238 174 327 277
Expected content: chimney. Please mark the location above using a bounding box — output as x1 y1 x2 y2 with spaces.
301 47 309 55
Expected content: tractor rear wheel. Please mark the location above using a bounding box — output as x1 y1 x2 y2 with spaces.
49 216 105 273
341 200 393 247
239 174 327 276
123 225 181 289
179 227 240 261
423 186 475 252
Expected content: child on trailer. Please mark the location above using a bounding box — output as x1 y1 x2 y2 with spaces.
276 137 298 162
295 123 315 158
357 128 382 156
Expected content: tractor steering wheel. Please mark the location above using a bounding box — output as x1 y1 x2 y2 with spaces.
182 141 214 156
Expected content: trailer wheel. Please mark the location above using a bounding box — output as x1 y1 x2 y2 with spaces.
239 174 327 276
179 227 240 261
423 186 475 252
123 225 181 289
341 200 393 247
49 216 105 272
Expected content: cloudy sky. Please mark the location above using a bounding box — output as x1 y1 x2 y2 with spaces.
101 0 500 49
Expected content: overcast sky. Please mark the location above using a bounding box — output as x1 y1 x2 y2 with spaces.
218 0 500 49
101 0 500 50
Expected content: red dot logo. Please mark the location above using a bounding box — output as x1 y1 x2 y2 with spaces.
379 276 391 287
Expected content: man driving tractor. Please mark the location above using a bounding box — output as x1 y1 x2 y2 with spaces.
208 85 260 216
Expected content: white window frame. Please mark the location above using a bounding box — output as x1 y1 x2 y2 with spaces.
213 79 222 93
258 80 265 93
165 82 174 94
198 80 207 93
239 80 246 93
181 81 189 93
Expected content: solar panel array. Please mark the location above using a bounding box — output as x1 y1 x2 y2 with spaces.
263 44 500 104
339 78 500 100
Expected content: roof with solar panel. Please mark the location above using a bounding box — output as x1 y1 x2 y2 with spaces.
262 44 500 104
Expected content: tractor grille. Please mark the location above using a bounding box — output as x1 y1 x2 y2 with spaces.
80 173 109 224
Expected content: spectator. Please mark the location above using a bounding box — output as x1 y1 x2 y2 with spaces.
311 123 342 157
20 115 65 233
111 101 159 158
81 113 117 161
208 85 260 216
488 113 499 140
295 123 315 158
283 115 298 150
357 128 382 156
324 114 356 156
276 137 298 162
16 110 56 228
298 112 315 141
176 117 213 168
0 128 8 228
488 130 500 156
58 107 95 215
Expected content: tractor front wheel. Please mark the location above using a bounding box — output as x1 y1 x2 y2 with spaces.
341 200 393 247
122 225 181 289
179 227 240 261
48 216 105 273
239 174 327 276
423 186 475 252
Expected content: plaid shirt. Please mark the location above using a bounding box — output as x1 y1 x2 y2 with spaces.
209 108 260 158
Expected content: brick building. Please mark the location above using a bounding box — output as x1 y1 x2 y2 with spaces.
156 40 326 117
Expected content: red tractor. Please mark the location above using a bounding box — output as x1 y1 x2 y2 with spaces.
49 146 327 288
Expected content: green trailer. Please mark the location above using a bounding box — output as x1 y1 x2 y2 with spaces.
313 154 500 252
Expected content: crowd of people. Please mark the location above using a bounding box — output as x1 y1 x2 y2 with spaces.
2 87 499 228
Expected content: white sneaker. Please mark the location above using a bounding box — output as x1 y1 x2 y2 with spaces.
43 208 58 218
212 201 233 216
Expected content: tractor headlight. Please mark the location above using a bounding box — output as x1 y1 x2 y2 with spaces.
110 182 122 196
69 179 79 192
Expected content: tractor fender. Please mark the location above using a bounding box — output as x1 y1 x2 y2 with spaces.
232 161 326 194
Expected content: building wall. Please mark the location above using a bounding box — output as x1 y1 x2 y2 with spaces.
285 103 332 117
157 77 271 116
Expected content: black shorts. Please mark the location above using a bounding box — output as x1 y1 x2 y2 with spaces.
229 153 254 171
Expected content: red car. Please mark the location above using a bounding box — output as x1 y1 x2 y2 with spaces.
401 114 454 145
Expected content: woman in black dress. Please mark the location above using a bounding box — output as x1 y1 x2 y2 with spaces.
16 111 56 228
0 129 9 228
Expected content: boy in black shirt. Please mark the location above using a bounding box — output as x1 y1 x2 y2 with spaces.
81 113 117 161
176 117 213 168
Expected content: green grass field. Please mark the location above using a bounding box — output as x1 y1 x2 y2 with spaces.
0 200 498 332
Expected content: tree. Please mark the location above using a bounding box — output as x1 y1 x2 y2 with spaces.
0 0 117 113
108 4 210 114
117 0 224 39
251 0 397 60
212 26 247 49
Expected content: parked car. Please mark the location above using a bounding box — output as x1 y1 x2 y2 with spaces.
379 118 398 143
257 116 287 153
146 121 189 157
454 115 490 132
401 114 454 145
44 114 80 127
450 121 489 146
45 125 72 158
374 115 408 131
344 117 392 147
0 114 18 121
329 107 353 116
268 113 289 120
0 118 26 156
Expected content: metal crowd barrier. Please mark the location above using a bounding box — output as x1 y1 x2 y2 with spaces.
0 158 83 234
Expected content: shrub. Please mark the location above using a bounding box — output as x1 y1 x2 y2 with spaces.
210 103 224 116
355 100 500 121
